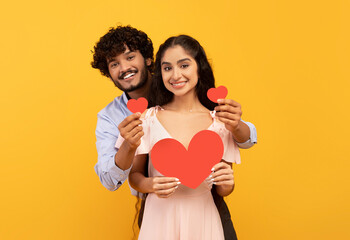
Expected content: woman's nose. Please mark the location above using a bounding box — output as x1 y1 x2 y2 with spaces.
172 68 181 81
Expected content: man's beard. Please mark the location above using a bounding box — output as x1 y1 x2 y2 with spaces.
111 64 149 92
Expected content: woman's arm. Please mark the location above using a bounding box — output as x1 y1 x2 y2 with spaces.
129 155 180 198
211 161 235 197
129 154 153 193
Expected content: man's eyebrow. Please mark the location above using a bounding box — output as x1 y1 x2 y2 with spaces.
107 58 115 64
124 50 134 55
161 58 192 65
107 50 135 63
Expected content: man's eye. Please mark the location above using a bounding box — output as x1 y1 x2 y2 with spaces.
110 63 119 68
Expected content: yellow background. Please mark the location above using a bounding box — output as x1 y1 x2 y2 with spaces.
1 0 349 239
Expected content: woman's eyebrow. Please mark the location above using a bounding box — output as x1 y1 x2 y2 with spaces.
177 58 191 64
161 58 192 65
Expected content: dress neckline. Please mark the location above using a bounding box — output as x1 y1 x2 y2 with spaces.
152 107 217 143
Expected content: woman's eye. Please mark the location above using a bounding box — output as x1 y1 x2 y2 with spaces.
181 64 189 68
127 56 135 60
163 66 171 71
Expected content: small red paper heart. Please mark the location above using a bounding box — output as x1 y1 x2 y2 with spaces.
207 86 228 103
151 130 224 189
127 97 148 113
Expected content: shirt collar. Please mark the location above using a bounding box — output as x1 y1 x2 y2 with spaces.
121 92 130 106
125 92 132 100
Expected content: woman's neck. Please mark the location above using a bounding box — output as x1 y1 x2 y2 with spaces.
164 92 206 113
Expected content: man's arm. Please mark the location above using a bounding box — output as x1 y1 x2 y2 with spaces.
95 113 127 191
95 112 143 191
215 98 257 149
234 120 257 149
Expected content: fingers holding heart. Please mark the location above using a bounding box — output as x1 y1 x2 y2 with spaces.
152 177 181 198
118 113 144 149
210 162 234 186
205 175 214 188
214 99 242 132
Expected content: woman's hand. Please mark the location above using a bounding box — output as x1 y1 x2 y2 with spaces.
151 176 180 198
210 161 234 196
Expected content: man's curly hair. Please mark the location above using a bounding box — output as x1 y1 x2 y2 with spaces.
91 26 154 77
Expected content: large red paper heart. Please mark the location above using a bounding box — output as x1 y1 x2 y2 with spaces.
127 97 148 113
151 130 224 189
207 86 228 103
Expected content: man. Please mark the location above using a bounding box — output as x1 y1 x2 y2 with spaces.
92 26 257 239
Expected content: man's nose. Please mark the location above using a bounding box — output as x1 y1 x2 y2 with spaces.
119 60 131 73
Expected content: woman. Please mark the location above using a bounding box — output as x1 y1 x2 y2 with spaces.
116 35 240 239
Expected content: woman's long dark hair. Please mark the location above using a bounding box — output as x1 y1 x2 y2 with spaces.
134 35 218 238
148 35 218 110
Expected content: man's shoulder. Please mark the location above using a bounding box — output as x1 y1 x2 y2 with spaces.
97 93 130 121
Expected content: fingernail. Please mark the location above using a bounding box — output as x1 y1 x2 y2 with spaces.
213 182 216 185
175 186 179 189
175 178 179 181
210 178 214 182
211 167 215 171
177 182 181 185
136 112 141 116
217 99 223 103
209 175 212 178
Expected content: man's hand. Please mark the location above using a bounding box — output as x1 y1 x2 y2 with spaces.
214 98 250 143
118 112 144 150
151 177 180 198
214 99 242 133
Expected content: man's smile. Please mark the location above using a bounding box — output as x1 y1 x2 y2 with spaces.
119 70 138 80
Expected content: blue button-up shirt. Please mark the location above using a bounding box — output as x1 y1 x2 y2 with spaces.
95 92 257 191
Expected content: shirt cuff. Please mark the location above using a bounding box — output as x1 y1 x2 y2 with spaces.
236 138 255 149
107 157 132 186
236 120 257 149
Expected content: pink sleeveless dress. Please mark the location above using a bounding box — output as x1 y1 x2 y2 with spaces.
116 106 241 240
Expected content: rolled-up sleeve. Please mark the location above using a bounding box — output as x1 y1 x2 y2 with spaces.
235 120 257 149
95 113 131 191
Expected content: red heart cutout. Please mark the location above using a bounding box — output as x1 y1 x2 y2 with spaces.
151 130 224 189
207 86 228 103
127 97 148 113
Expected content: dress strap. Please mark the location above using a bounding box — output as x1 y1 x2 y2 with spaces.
144 106 164 119
210 110 217 120
145 107 155 118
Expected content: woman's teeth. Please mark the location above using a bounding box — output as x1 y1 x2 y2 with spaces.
172 82 186 86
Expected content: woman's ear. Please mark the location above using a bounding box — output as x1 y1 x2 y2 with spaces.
146 58 152 66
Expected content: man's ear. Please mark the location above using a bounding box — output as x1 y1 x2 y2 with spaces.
146 58 152 66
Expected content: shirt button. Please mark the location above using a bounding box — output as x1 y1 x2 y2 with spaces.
119 174 125 178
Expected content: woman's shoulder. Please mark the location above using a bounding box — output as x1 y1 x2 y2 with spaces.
141 106 162 119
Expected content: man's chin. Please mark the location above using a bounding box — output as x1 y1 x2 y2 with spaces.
113 68 148 92
122 83 143 92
